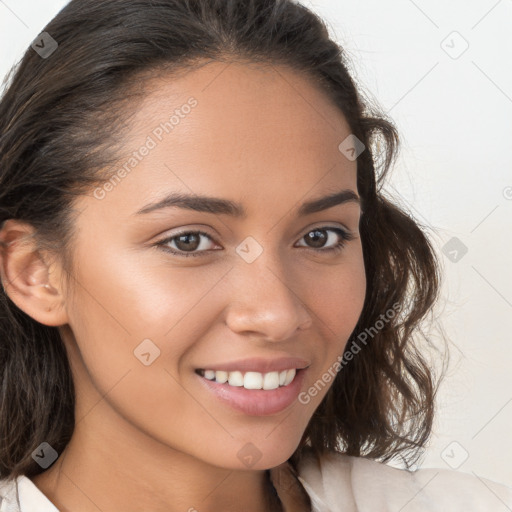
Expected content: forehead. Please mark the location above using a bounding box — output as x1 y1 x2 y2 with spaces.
89 61 358 218
133 59 352 145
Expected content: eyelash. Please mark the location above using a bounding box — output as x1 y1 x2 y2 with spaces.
154 226 356 258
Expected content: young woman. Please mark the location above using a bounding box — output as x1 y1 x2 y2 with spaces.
0 1 510 511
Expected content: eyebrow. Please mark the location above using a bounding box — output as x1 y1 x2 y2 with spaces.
135 189 361 217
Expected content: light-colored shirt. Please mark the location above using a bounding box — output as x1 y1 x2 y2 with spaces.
1 449 511 511
294 449 512 511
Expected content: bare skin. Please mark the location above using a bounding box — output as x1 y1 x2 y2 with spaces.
0 61 366 512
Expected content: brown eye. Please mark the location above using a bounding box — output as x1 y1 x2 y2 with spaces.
156 230 217 257
174 232 201 252
296 227 354 253
304 229 329 249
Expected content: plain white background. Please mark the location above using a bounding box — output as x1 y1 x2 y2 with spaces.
1 0 511 488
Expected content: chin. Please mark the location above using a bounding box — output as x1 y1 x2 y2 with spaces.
207 437 301 472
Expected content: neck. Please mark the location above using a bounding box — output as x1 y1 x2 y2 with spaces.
31 426 276 512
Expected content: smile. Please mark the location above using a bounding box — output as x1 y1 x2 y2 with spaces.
195 367 308 416
195 368 297 390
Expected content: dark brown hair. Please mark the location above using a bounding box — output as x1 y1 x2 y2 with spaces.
0 0 447 486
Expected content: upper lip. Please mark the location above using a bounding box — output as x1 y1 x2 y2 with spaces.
196 356 310 374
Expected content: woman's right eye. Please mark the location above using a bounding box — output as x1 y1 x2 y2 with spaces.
154 230 218 258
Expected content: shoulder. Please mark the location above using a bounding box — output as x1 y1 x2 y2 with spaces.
295 447 512 512
0 474 59 511
0 475 17 510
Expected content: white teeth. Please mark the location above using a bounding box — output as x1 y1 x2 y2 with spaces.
283 368 296 386
228 371 244 387
201 368 297 389
244 372 263 389
262 371 280 390
215 370 228 384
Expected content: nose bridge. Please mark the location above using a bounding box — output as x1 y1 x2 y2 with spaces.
224 240 312 340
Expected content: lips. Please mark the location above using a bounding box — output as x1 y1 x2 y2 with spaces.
193 356 311 415
196 366 308 416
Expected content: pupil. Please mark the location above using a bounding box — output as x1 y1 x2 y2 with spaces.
177 233 199 251
307 229 326 248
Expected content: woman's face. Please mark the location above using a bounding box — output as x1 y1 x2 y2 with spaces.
61 61 366 470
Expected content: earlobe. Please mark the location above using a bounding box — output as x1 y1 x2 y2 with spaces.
0 219 68 327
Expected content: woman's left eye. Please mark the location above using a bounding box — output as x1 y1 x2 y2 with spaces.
154 227 355 258
295 227 355 254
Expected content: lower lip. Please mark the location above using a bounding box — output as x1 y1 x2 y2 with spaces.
196 368 308 416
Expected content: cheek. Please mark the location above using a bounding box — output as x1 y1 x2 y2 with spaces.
297 246 366 400
67 237 219 345
306 247 366 344
63 240 234 405
63 259 231 458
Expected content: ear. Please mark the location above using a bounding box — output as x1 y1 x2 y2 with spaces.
0 219 69 326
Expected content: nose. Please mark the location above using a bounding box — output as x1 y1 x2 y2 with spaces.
223 255 313 342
